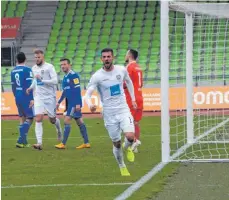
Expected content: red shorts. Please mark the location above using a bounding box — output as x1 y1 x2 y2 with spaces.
130 108 143 122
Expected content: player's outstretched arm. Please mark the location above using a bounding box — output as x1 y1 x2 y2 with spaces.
26 79 36 94
85 75 98 112
56 90 66 111
85 86 94 107
57 90 66 105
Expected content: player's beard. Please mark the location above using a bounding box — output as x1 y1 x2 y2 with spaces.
37 61 43 66
103 61 112 70
63 68 70 74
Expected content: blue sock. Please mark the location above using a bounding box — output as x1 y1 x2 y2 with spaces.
62 124 71 145
17 125 24 144
79 123 89 144
22 121 31 144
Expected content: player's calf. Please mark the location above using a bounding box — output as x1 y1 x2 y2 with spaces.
123 133 135 162
112 140 127 174
75 118 90 148
23 118 33 145
49 117 62 141
62 117 71 145
17 118 33 147
55 116 71 149
134 121 141 141
131 121 141 153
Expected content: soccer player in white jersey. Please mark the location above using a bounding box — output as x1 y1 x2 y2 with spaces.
26 49 62 150
85 48 137 176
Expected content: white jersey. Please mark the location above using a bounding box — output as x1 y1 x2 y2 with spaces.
87 65 135 115
32 62 57 100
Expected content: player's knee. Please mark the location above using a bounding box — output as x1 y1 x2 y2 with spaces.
113 140 121 148
76 118 83 126
125 133 135 142
49 117 56 124
26 118 33 125
64 116 71 124
134 121 139 125
35 115 43 122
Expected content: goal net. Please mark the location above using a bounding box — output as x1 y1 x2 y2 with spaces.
161 1 229 162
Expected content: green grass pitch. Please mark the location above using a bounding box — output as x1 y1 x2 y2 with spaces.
2 116 178 200
2 115 228 199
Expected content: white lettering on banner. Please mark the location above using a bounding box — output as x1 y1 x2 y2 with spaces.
193 92 205 105
225 91 229 104
206 91 224 104
143 93 160 97
143 93 161 108
193 90 229 105
144 102 161 106
1 107 11 111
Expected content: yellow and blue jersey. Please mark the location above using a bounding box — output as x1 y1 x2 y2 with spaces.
58 70 82 107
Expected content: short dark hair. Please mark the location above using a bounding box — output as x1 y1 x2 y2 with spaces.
101 48 114 56
129 49 138 60
60 58 71 64
16 52 26 64
34 49 44 54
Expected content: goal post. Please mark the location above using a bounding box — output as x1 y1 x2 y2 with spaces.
161 1 229 163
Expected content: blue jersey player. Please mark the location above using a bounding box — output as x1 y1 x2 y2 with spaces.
55 58 90 149
11 52 34 148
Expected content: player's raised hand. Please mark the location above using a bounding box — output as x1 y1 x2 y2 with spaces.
26 88 32 95
75 105 81 111
90 105 97 113
132 101 137 110
29 100 34 108
56 103 60 111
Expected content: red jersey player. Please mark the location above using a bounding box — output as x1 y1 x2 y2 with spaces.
124 49 143 152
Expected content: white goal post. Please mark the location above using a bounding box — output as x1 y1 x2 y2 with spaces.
161 1 229 163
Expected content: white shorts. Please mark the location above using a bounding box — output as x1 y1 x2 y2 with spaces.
34 97 56 118
103 112 135 142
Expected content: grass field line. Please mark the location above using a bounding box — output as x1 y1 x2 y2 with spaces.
115 118 229 200
1 133 161 141
115 162 167 200
1 182 134 189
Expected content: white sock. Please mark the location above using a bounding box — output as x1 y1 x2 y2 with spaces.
113 146 126 168
54 118 62 134
123 137 133 150
35 122 43 145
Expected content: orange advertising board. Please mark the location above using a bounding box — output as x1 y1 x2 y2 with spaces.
1 86 229 115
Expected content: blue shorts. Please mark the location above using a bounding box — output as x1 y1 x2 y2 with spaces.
66 106 82 119
16 100 34 119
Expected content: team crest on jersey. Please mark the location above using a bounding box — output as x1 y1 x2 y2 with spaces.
73 78 79 84
41 70 44 74
116 75 121 80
